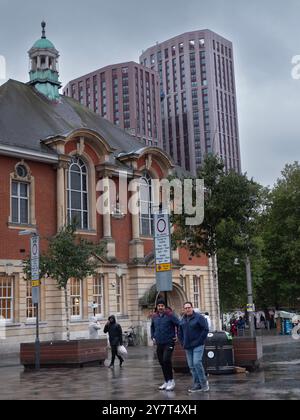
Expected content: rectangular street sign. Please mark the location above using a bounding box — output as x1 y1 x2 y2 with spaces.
154 213 172 291
31 235 40 305
31 280 40 288
247 303 255 312
154 213 171 266
31 235 40 281
156 263 171 272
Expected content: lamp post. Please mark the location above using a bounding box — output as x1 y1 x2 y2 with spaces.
19 229 40 370
245 255 256 338
234 255 256 338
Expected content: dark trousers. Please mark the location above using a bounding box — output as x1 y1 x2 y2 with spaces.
156 343 175 382
111 345 123 366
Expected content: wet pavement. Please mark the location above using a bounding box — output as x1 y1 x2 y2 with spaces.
0 334 300 400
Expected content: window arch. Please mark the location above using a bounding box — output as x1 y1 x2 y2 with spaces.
67 157 89 230
139 173 153 236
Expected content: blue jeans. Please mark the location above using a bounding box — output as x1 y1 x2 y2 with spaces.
185 345 207 386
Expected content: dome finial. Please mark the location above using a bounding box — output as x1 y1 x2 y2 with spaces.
41 21 46 39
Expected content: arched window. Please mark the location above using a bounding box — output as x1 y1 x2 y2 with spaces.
67 157 89 230
139 173 153 236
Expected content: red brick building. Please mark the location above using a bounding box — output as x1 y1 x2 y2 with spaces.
0 24 220 352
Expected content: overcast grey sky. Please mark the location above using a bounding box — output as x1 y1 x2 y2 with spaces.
1 0 299 187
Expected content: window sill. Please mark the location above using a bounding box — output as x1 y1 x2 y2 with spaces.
70 319 88 324
116 315 129 320
4 323 22 328
7 223 37 231
24 321 48 327
75 230 97 236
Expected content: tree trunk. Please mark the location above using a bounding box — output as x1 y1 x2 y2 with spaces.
64 287 70 342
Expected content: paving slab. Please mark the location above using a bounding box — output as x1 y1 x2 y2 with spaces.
0 335 299 400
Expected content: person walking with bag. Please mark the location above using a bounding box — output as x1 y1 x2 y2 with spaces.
151 298 179 391
179 302 209 393
104 315 124 368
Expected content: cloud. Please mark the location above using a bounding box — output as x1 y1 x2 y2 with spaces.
1 0 299 187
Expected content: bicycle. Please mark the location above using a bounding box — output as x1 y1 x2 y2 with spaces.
123 326 139 347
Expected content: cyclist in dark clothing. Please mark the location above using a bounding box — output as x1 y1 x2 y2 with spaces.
151 299 179 391
104 315 124 368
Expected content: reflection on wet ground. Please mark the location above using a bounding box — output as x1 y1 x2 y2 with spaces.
0 335 299 400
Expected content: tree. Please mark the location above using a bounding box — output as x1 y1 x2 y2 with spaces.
24 224 105 341
260 162 300 308
172 154 262 313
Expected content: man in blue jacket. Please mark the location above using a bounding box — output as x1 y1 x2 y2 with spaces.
151 298 179 391
179 302 209 393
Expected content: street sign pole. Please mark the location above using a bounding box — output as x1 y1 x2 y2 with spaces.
34 301 40 370
31 233 40 370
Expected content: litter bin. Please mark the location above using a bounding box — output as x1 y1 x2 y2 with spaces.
204 331 235 375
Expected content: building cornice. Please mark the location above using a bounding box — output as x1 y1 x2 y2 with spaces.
96 163 134 179
0 144 58 163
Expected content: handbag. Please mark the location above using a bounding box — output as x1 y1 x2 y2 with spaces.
117 345 128 357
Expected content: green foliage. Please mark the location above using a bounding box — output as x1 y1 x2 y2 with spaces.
139 285 157 308
23 255 48 281
174 157 300 311
259 162 300 308
172 154 262 258
43 223 105 290
23 224 105 289
171 154 263 311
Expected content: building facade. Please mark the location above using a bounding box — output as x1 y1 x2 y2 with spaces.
140 30 241 175
0 24 221 353
63 62 162 148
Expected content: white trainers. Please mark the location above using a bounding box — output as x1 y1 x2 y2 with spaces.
158 382 168 390
166 379 175 391
200 381 210 392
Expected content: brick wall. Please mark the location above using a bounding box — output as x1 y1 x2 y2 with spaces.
0 156 56 259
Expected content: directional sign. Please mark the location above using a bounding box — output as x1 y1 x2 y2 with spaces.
154 213 172 292
157 263 171 272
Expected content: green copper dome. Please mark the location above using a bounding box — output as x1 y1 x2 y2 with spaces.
32 37 55 50
28 22 61 101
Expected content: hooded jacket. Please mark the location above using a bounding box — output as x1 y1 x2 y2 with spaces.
104 315 123 346
179 311 209 349
151 309 179 345
89 318 101 339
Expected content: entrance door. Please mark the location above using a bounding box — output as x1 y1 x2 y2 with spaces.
157 284 187 317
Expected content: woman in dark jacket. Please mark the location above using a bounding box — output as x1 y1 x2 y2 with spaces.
104 315 124 368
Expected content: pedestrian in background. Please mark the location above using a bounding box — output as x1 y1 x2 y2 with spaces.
89 316 101 339
204 312 212 331
104 315 124 368
230 318 238 337
151 298 179 391
179 302 209 393
237 316 246 336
